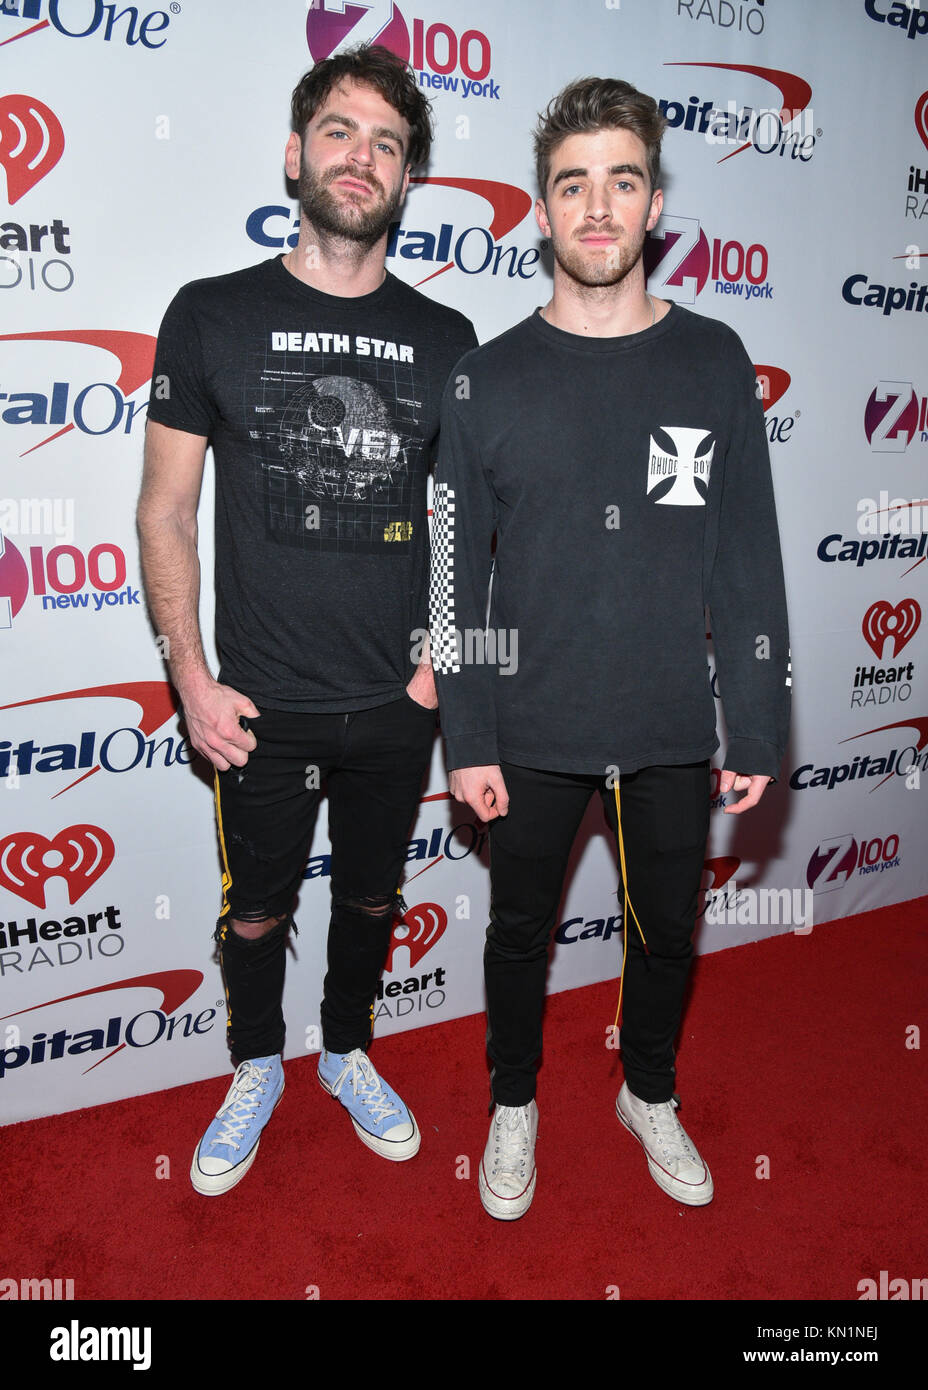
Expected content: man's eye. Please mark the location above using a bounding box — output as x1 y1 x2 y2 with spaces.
376 143 397 155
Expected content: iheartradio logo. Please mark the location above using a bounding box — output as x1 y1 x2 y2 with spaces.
917 90 928 156
385 901 447 971
0 825 114 907
862 599 921 659
0 95 65 203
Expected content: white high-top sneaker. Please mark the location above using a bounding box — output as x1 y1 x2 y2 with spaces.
616 1083 713 1205
479 1100 539 1220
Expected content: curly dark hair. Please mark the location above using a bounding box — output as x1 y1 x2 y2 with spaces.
291 44 433 168
534 77 666 197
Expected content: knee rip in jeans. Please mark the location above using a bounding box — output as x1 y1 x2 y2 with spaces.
333 893 395 919
214 909 296 944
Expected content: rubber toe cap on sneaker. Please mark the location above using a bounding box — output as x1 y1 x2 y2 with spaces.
196 1152 238 1177
354 1114 421 1160
479 1163 536 1219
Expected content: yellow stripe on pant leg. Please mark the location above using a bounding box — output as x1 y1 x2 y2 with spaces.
214 770 233 1036
613 779 648 1033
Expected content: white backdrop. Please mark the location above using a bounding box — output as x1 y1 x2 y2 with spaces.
1 0 926 1124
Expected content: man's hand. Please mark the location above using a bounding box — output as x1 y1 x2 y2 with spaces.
449 765 509 821
405 662 439 710
179 674 259 771
720 770 772 815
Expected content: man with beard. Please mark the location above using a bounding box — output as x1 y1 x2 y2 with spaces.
138 46 476 1196
429 78 790 1219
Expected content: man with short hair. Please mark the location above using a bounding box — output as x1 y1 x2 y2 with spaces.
430 77 789 1220
138 45 476 1196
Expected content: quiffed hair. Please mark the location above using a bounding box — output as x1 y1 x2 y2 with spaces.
534 77 666 196
291 44 433 168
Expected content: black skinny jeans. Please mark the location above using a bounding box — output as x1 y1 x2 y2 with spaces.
485 760 711 1106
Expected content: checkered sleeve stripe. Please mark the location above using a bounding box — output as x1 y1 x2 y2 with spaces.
429 482 460 674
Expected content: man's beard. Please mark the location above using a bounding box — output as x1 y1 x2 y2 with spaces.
297 160 402 246
551 220 649 289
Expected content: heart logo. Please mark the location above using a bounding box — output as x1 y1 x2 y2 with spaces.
385 901 447 972
862 599 921 660
916 90 928 156
0 94 65 204
0 826 115 908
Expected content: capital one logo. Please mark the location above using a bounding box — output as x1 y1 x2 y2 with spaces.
697 854 740 919
0 330 156 455
862 599 921 659
864 381 924 452
385 900 446 971
660 61 815 163
0 825 115 907
0 1 172 48
0 970 208 1080
754 365 790 411
249 178 533 288
647 426 714 506
0 94 64 202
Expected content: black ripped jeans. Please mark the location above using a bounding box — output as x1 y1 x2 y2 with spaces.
213 696 436 1061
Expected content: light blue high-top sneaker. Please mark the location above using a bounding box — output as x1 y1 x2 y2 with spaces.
190 1055 284 1196
317 1048 420 1160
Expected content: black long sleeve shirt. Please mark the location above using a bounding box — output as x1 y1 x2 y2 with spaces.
429 304 790 779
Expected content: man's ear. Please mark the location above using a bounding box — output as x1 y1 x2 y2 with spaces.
397 164 411 209
646 186 663 232
534 196 552 239
285 132 302 181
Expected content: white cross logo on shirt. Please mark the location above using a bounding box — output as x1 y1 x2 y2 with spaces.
647 426 714 506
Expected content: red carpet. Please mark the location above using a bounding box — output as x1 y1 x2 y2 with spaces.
3 898 926 1304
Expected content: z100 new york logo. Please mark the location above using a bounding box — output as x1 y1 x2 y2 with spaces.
806 833 902 894
306 1 499 102
645 214 773 306
864 381 928 451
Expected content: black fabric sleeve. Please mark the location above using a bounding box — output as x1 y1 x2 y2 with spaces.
706 335 791 779
430 370 500 770
147 285 218 438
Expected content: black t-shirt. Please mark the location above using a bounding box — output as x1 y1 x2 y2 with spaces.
148 256 477 711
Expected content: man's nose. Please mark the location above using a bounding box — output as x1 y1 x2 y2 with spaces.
584 189 611 219
347 134 375 167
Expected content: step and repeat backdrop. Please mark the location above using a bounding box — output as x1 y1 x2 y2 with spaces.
1 0 926 1123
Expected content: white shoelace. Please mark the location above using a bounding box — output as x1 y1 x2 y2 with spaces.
212 1061 271 1151
329 1051 400 1125
490 1106 532 1177
644 1099 695 1162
